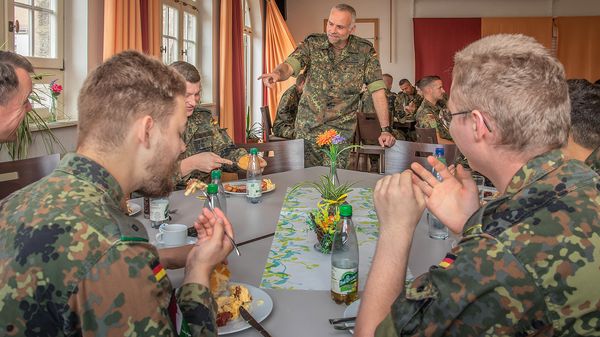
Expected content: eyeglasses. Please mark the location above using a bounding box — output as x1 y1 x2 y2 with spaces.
450 110 493 133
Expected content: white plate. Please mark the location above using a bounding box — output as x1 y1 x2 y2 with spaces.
127 201 142 216
218 283 273 335
342 299 360 334
223 181 276 195
154 237 196 248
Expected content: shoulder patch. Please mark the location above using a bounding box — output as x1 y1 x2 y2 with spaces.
103 194 149 243
150 258 167 282
438 253 456 269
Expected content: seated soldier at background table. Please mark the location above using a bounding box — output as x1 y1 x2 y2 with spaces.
170 61 247 187
394 78 422 122
0 51 233 336
356 34 600 336
562 79 600 173
415 75 453 144
272 73 306 139
0 51 33 142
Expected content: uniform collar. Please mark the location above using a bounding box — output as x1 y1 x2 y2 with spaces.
505 149 564 195
319 34 361 54
56 153 124 204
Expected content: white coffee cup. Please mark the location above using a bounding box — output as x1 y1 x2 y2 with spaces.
156 223 188 246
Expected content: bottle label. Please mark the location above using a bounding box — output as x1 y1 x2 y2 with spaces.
247 181 262 198
331 267 358 294
150 199 169 221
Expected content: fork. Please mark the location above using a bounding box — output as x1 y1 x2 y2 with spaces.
197 190 241 256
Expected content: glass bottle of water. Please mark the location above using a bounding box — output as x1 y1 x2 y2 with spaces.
211 169 227 214
246 148 262 204
204 184 223 213
331 204 359 305
150 196 169 228
428 147 449 239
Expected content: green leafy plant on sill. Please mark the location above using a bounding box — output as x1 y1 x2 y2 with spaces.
0 72 65 160
245 107 263 142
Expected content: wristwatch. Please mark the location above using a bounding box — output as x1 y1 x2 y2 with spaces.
380 126 392 133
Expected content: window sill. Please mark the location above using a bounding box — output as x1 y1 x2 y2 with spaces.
30 120 78 132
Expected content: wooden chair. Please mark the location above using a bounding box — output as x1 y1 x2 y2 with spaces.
260 106 287 142
353 112 385 173
385 140 458 174
415 126 438 144
0 153 61 199
236 139 304 177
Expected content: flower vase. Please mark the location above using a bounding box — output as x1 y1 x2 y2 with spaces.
329 160 340 186
309 196 346 254
49 96 57 122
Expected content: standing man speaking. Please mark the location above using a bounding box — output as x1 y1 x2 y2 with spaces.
259 3 395 167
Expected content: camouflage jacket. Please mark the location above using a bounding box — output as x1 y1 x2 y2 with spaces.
272 85 300 139
179 106 247 185
285 33 385 142
585 146 599 174
415 99 452 141
0 153 218 336
376 149 600 336
394 91 423 122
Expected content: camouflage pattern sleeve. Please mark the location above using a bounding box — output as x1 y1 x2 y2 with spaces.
363 44 385 93
382 234 551 336
415 108 437 129
393 93 407 121
585 146 599 174
177 283 219 336
285 34 317 77
212 125 247 172
272 86 299 139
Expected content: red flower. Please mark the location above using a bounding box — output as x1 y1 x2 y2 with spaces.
50 80 62 96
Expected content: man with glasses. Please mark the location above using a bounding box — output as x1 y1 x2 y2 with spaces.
356 34 600 336
415 75 453 144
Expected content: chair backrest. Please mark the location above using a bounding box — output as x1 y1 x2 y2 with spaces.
385 140 458 174
0 153 61 199
415 126 438 144
356 112 381 145
236 139 304 177
260 106 272 141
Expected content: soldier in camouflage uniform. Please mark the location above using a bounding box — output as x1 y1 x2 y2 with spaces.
272 73 306 139
393 79 422 122
0 51 232 336
0 51 34 142
415 75 453 142
563 79 600 175
171 61 247 188
259 4 395 168
356 35 600 336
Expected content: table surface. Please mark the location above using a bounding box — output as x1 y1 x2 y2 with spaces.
133 166 455 336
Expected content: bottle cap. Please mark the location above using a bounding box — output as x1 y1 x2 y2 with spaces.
339 204 352 217
211 169 222 179
250 148 258 155
207 183 218 194
435 147 444 156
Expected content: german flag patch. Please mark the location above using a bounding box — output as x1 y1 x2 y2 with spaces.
151 259 167 282
439 253 457 269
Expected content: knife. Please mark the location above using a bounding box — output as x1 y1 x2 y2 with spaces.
239 306 272 337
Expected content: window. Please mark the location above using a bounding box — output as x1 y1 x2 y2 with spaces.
4 0 65 121
162 0 214 104
243 0 253 118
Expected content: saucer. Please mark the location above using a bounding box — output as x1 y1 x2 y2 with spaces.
154 237 196 248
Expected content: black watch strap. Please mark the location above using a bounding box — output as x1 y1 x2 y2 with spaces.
380 126 392 133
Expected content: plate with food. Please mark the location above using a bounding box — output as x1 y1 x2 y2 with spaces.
184 179 208 196
210 264 273 335
223 178 276 195
127 201 142 216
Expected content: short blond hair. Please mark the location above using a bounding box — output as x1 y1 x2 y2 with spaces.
451 34 569 153
77 51 186 151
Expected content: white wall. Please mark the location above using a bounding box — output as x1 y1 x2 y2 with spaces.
286 0 600 92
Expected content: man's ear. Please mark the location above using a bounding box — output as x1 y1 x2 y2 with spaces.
136 115 154 148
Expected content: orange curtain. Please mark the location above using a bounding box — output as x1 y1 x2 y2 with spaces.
219 0 245 143
264 0 297 122
556 16 600 81
481 17 553 50
103 0 160 60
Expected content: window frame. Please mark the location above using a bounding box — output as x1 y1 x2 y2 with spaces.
4 0 65 70
243 0 253 120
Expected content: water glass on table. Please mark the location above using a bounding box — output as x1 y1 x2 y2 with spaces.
427 210 448 240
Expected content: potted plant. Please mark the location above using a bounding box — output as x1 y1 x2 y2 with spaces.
245 107 263 143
